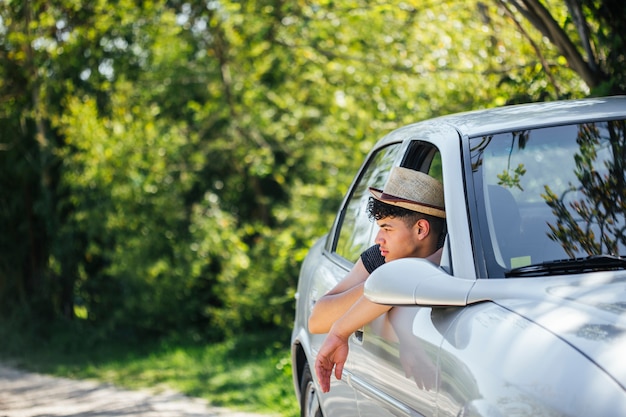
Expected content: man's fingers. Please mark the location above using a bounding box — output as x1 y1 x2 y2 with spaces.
334 361 344 381
315 358 331 393
314 332 350 393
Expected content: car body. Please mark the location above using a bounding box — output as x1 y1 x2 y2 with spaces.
291 96 626 417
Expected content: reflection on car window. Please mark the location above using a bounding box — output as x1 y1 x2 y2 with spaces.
470 120 626 275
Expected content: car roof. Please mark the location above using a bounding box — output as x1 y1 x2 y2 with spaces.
377 96 626 146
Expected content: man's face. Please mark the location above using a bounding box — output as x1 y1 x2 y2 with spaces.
374 215 423 262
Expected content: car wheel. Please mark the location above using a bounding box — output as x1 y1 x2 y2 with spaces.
300 363 323 417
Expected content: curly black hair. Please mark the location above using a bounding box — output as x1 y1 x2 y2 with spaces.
367 197 447 248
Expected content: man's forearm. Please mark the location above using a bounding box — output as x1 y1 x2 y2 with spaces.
308 283 364 334
314 295 392 393
329 295 392 338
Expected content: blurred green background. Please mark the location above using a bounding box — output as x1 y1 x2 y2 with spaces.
0 0 624 416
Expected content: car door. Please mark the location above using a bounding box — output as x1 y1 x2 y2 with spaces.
312 141 407 414
319 138 452 416
344 141 448 417
348 306 445 417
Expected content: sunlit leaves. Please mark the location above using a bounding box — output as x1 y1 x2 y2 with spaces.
0 0 616 339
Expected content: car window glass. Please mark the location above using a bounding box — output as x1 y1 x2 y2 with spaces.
470 120 626 274
428 150 443 182
335 144 403 262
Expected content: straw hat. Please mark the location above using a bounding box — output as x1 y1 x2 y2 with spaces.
369 167 445 218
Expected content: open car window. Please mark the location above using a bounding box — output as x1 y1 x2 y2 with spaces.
333 141 444 263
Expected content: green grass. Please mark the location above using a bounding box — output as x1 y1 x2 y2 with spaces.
0 322 299 417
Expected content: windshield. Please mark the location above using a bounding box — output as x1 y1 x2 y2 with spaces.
469 120 626 277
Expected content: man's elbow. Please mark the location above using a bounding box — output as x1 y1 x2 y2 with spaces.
308 314 329 334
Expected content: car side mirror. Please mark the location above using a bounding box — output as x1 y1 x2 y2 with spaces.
364 258 476 306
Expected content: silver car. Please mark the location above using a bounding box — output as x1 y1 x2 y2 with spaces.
291 96 626 417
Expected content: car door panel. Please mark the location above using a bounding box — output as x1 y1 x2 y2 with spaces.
348 307 444 417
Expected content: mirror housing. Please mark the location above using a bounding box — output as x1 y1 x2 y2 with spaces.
364 258 476 306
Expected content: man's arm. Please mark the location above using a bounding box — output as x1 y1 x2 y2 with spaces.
313 248 444 392
308 258 370 334
314 296 392 392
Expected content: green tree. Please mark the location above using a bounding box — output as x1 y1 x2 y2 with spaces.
2 0 620 343
498 0 626 95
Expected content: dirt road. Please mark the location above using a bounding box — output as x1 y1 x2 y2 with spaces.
0 364 271 417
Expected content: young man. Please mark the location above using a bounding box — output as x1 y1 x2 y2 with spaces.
310 167 446 393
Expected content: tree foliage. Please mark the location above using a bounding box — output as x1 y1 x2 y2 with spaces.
0 0 622 342
500 0 626 95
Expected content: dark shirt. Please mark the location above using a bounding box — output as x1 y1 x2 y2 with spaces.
360 244 385 273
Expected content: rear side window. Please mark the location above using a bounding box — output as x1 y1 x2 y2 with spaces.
334 141 442 262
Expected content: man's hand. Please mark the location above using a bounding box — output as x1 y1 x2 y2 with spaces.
313 293 391 393
314 332 350 393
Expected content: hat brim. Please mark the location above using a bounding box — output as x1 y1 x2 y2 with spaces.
369 187 446 218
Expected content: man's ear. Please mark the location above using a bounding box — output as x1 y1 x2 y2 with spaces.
414 218 430 240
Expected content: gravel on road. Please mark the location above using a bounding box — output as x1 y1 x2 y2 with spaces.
0 364 272 417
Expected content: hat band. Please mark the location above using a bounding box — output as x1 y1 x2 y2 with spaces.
371 188 446 218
